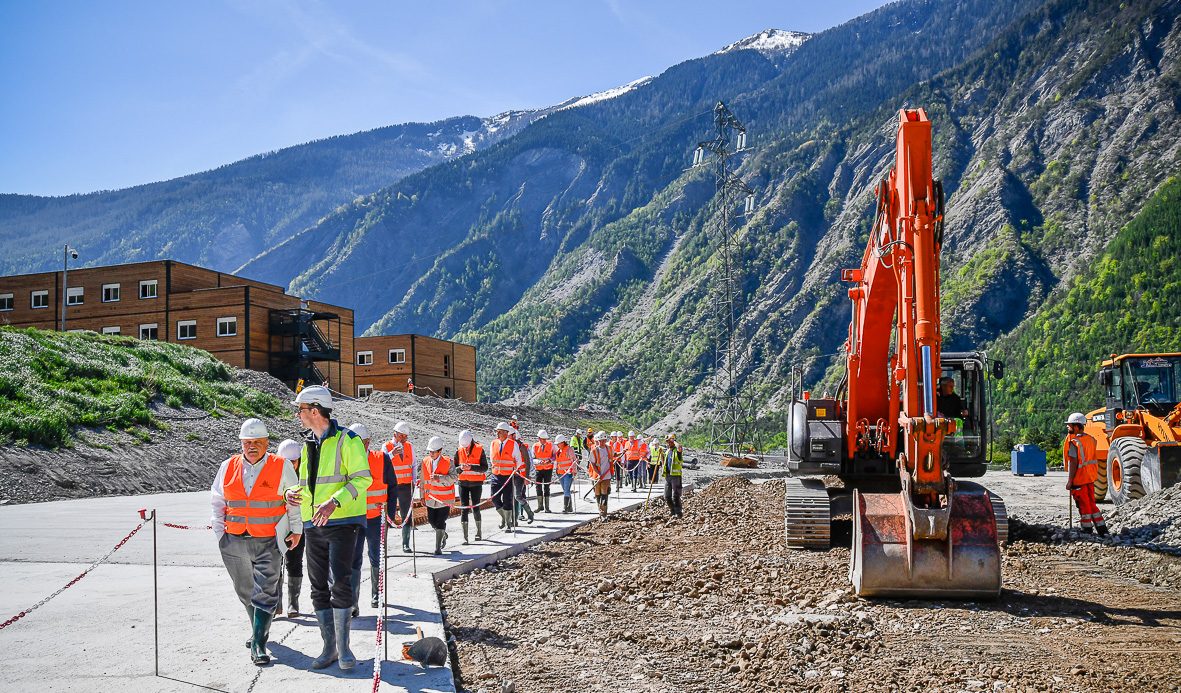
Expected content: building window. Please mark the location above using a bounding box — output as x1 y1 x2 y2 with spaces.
388 349 406 364
102 326 120 335
443 354 450 377
445 386 452 399
0 293 12 311
356 351 373 366
177 320 196 340
139 324 158 340
102 284 121 303
139 280 158 299
66 287 84 305
216 317 237 337
31 290 49 309
357 385 374 398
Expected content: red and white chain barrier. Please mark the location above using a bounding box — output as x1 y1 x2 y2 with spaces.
372 503 388 693
0 517 148 630
161 522 212 530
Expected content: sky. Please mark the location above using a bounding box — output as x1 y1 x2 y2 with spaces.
0 0 889 197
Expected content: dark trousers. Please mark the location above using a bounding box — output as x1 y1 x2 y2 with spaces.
459 482 483 521
664 475 683 516
284 535 305 577
389 483 414 525
305 523 360 611
350 516 382 574
534 469 553 498
427 506 450 530
491 474 515 510
513 476 534 520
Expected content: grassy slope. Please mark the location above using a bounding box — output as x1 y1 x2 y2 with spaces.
0 328 285 447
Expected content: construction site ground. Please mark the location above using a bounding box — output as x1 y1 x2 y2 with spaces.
442 471 1181 693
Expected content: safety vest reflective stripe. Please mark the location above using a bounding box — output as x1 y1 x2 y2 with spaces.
625 442 648 461
555 446 575 475
458 443 486 482
533 441 555 470
491 439 517 476
297 428 372 523
423 455 455 503
223 454 286 538
383 440 415 485
1063 434 1099 484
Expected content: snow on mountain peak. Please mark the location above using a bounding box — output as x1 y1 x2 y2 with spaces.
716 28 809 57
556 76 654 112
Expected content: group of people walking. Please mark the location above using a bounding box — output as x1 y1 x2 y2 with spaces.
211 386 688 667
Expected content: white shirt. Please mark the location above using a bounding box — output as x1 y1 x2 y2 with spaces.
211 453 302 546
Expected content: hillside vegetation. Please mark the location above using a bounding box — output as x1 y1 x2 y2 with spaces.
0 328 285 448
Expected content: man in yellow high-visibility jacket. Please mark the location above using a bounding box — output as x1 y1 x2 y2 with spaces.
284 386 371 672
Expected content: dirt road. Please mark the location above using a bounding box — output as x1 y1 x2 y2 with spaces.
440 476 1181 692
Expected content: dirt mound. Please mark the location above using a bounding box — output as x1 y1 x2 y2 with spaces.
1105 482 1181 552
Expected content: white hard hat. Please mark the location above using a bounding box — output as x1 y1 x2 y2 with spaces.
459 430 473 448
1066 412 1087 426
496 422 513 432
239 418 269 440
537 429 549 439
348 423 370 440
393 421 411 436
627 430 635 438
277 438 302 461
555 434 568 445
595 431 609 441
292 386 332 408
427 436 445 452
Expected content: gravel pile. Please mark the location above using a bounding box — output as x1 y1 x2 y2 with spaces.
1105 481 1181 552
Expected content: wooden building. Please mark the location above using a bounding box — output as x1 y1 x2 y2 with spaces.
354 334 477 402
0 260 354 394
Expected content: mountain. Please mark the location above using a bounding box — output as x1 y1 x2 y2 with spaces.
0 110 541 275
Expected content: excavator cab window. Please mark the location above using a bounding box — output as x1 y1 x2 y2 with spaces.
1123 356 1181 415
938 360 984 464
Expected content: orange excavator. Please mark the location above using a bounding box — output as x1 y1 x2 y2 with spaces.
785 108 1005 598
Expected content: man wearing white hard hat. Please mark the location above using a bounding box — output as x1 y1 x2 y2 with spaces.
511 428 535 525
284 386 370 671
381 421 416 553
455 430 489 544
346 422 388 615
212 418 302 666
489 422 521 533
1063 412 1108 536
532 430 556 513
276 438 305 618
587 431 614 520
419 436 458 554
553 434 578 513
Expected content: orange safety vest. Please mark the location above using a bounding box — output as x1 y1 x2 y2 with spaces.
383 439 415 485
533 440 555 470
555 444 575 475
491 438 517 476
365 449 387 519
458 442 486 483
222 453 287 538
423 454 455 504
625 440 648 461
1063 433 1100 485
610 440 625 460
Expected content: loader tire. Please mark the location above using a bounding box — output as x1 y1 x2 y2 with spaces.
1107 437 1148 506
1093 456 1108 502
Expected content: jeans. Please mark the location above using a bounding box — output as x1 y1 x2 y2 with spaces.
305 524 360 611
559 473 574 497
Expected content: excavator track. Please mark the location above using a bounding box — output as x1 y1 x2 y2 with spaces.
990 491 1009 546
784 478 830 549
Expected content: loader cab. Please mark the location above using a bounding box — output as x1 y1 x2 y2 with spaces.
937 352 991 478
1101 354 1181 421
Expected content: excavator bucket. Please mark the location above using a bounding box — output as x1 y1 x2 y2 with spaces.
849 481 1001 599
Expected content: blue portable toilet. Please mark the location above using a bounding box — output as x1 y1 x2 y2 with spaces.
1011 444 1047 476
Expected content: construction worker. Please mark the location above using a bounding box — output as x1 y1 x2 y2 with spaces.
212 419 301 666
382 421 416 553
554 434 577 513
647 436 661 485
284 386 370 671
420 436 457 555
276 438 305 618
1064 412 1109 536
456 429 488 544
937 376 969 419
609 432 624 492
588 431 613 520
346 423 385 615
570 429 583 458
658 433 685 517
489 422 520 533
624 431 650 491
407 377 415 394
512 429 535 525
510 415 520 431
533 430 555 513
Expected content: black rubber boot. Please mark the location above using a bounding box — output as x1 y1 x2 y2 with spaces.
434 529 444 555
402 524 412 553
475 518 483 540
287 575 302 617
462 520 470 545
370 566 380 608
250 607 273 665
332 608 356 670
312 609 337 669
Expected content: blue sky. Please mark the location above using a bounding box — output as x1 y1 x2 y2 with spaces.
0 1 888 196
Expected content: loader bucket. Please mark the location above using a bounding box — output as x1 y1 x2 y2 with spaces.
849 482 1001 599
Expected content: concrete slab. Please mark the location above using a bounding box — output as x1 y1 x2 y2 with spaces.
0 478 674 691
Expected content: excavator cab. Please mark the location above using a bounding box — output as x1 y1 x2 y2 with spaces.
935 352 991 479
